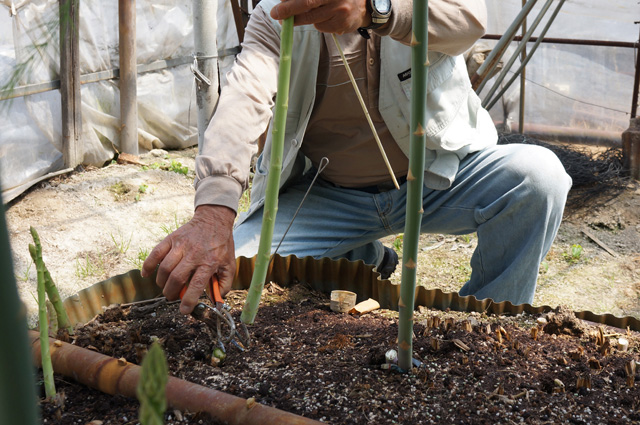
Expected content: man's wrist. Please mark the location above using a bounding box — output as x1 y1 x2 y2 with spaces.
359 0 392 30
194 204 236 228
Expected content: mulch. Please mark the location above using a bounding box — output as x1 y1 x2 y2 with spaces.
40 283 640 424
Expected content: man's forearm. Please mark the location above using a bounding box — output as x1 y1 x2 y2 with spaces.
194 6 281 211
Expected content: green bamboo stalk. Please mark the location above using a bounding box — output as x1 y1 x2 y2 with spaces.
0 205 40 424
137 342 169 425
241 16 294 325
397 0 429 371
33 229 56 398
29 227 73 334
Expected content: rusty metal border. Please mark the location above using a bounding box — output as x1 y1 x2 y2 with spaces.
63 254 640 332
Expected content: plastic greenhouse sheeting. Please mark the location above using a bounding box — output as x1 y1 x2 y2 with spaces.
0 0 638 202
481 0 637 141
0 0 240 203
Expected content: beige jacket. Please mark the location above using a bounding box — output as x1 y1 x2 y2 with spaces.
194 0 496 218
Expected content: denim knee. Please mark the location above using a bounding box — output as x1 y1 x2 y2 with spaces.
510 145 572 206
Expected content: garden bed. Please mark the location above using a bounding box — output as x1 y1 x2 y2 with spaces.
40 282 640 424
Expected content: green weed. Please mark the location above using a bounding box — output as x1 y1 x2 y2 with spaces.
110 230 132 254
135 184 149 202
168 160 189 175
539 261 550 274
129 248 150 269
109 181 130 201
75 253 105 279
17 260 33 282
160 213 189 235
563 244 584 265
142 162 162 171
393 234 404 252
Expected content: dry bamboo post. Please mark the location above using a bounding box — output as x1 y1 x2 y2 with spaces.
28 330 322 425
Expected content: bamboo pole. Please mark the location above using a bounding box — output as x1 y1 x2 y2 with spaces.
60 0 83 167
397 0 428 371
119 0 138 155
29 330 322 425
240 17 294 325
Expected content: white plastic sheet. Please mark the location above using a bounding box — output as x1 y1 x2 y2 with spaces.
0 0 637 201
482 0 637 141
0 0 241 202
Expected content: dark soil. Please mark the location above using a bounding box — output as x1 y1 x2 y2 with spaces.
40 283 640 425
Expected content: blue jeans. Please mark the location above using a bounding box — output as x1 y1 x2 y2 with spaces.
234 144 572 305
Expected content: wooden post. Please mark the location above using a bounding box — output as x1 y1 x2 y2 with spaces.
119 0 138 155
60 0 83 168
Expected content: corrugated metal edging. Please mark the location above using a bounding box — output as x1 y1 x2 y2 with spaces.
64 254 640 332
63 269 163 325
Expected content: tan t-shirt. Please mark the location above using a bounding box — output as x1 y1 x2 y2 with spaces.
302 32 409 187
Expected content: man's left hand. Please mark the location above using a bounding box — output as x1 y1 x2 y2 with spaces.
270 0 370 34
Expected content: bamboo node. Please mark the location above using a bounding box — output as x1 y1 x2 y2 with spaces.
410 32 419 47
246 397 257 409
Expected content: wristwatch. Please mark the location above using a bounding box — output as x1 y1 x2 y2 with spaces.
360 0 392 30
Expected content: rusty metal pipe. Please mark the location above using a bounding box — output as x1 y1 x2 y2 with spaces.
118 0 138 155
482 34 637 49
29 330 322 425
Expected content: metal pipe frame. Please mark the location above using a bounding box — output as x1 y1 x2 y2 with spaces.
477 0 554 97
484 0 568 111
0 49 239 101
470 0 539 90
193 0 220 152
482 34 637 49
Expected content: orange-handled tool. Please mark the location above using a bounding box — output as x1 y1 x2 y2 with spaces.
179 274 223 307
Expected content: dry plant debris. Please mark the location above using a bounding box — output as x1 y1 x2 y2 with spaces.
40 284 640 424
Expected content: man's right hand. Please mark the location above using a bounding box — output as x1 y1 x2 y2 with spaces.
270 0 370 34
141 204 236 314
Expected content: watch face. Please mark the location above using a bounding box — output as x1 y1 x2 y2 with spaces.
373 0 391 15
